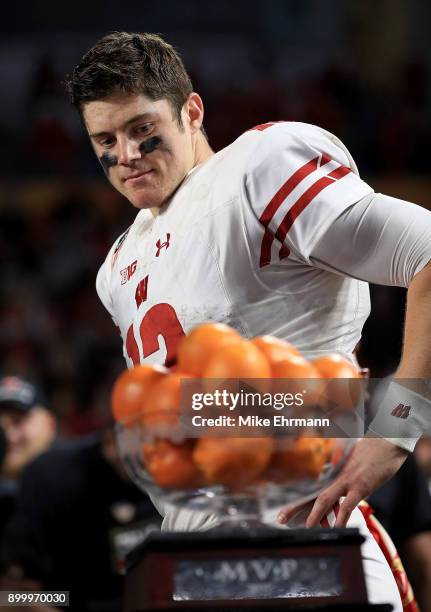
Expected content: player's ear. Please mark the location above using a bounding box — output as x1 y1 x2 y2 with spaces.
184 92 204 134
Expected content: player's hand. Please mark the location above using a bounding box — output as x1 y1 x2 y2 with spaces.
277 438 409 527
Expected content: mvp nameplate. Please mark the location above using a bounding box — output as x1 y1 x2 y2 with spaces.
124 528 377 610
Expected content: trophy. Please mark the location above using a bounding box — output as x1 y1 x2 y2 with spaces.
113 327 379 611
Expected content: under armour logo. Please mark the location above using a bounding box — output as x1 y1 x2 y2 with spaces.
391 403 411 419
156 233 171 257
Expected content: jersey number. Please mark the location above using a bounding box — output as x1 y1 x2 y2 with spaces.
125 303 185 366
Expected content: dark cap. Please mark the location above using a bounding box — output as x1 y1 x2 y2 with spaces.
0 376 45 412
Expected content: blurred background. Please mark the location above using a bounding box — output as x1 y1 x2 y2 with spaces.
1 0 431 432
2 3 431 610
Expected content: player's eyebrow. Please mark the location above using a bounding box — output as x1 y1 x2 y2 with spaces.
88 113 157 139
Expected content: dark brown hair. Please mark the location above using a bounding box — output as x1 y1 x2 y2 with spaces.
65 32 193 123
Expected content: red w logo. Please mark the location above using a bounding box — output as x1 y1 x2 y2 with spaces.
156 233 171 257
135 275 149 308
390 404 411 419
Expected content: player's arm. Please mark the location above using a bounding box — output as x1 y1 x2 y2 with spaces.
279 191 431 527
243 124 431 526
312 191 431 427
396 260 431 380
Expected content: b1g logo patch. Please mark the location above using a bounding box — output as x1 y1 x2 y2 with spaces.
391 403 411 419
120 260 137 285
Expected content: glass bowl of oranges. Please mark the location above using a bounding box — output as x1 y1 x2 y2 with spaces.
113 324 365 526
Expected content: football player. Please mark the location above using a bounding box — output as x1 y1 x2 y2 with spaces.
66 32 431 610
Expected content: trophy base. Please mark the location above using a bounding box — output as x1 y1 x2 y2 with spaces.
124 528 393 611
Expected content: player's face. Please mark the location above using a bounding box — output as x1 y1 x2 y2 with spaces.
83 92 200 209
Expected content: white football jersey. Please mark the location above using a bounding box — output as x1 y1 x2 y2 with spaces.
97 121 374 367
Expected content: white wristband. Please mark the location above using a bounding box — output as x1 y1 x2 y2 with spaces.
367 380 431 452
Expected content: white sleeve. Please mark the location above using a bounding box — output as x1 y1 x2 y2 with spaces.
309 192 431 286
244 122 374 265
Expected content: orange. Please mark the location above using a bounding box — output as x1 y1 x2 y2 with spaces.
193 437 273 488
270 437 328 480
203 340 272 394
177 323 242 376
143 440 202 488
271 355 323 405
312 354 361 378
271 354 319 379
141 372 194 435
312 354 361 410
111 364 167 425
252 335 301 364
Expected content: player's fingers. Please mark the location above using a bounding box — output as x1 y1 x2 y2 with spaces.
277 499 311 525
305 480 348 528
334 491 363 527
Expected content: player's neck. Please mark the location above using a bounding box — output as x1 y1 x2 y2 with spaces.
149 134 214 218
193 130 214 168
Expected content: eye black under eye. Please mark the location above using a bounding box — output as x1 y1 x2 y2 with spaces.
139 136 162 154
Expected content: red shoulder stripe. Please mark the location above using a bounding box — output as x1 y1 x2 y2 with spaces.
258 153 331 267
259 161 351 267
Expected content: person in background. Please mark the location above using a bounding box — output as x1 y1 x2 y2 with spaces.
0 376 59 611
1 422 161 611
0 376 56 539
0 376 56 480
